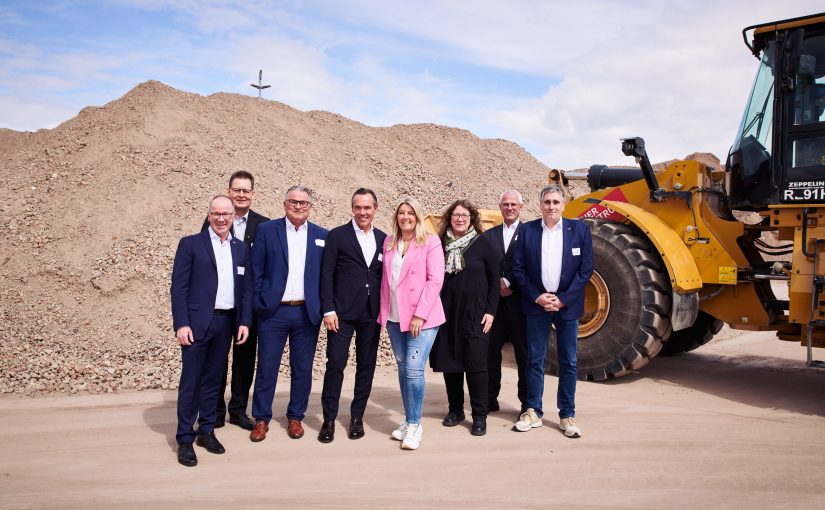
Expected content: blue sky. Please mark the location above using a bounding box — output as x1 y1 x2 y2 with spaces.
1 1 823 168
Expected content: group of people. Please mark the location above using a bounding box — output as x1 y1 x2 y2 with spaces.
170 170 593 467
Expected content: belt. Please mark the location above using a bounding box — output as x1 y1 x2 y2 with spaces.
213 308 236 316
281 300 305 306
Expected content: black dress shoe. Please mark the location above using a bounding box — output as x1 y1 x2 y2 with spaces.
318 420 335 443
471 416 487 436
214 417 225 428
442 411 465 427
196 432 226 454
348 417 365 440
177 443 197 467
488 400 500 413
229 414 255 431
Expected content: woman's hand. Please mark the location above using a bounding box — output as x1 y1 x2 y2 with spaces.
481 313 494 334
409 316 424 338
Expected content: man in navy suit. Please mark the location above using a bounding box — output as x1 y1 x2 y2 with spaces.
317 188 386 443
484 190 528 414
201 170 270 431
249 185 328 442
171 195 252 466
512 184 593 438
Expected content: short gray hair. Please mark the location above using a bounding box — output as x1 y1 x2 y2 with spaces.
539 184 565 203
499 189 524 204
283 184 315 203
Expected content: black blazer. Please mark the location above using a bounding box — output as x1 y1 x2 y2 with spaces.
483 221 523 313
201 209 270 246
320 222 387 321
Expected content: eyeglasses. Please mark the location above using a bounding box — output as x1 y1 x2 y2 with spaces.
286 199 311 209
451 213 471 219
230 188 254 195
500 202 521 208
210 212 233 219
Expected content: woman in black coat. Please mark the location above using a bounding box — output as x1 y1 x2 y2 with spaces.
430 199 499 436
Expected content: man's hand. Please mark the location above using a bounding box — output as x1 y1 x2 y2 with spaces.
324 313 339 333
499 278 513 297
236 326 249 345
481 313 494 334
409 316 424 338
176 326 194 346
536 293 560 312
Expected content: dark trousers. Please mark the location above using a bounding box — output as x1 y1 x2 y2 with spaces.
216 323 258 419
320 313 380 421
176 313 233 444
487 301 528 411
252 304 320 422
444 371 488 418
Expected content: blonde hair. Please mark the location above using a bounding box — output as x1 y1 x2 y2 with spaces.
389 196 429 250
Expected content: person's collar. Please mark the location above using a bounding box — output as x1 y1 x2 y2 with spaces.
209 226 233 243
287 219 308 232
352 218 374 235
504 218 520 229
235 210 249 222
542 219 562 232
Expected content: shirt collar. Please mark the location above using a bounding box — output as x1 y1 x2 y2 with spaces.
209 226 233 243
351 218 374 235
286 220 308 232
234 211 249 223
503 219 520 231
541 219 563 233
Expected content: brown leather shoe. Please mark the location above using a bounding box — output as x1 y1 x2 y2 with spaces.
287 419 304 439
249 420 269 442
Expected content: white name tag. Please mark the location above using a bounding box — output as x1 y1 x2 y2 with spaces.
315 239 325 247
378 253 383 262
237 266 245 275
572 248 581 256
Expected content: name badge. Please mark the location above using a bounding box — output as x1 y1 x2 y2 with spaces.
315 239 325 247
572 248 581 256
237 266 245 275
378 253 383 262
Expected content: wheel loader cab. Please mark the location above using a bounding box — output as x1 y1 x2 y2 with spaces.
729 14 825 210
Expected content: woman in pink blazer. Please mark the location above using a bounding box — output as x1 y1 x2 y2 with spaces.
378 196 445 450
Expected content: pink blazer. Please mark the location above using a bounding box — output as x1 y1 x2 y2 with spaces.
378 234 446 331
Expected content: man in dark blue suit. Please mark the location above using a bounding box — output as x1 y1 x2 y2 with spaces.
249 185 328 442
171 195 252 466
512 184 593 438
317 188 386 443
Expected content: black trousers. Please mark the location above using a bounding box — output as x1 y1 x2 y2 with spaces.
444 371 488 418
216 323 258 418
487 302 528 411
320 314 380 421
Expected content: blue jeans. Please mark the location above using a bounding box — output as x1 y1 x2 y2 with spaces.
525 314 578 419
386 322 439 425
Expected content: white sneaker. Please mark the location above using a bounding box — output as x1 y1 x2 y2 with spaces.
560 417 582 438
390 422 408 441
401 423 423 450
514 408 542 432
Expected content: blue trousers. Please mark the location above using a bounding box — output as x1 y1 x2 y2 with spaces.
387 322 439 425
525 314 578 419
176 313 233 444
252 304 320 422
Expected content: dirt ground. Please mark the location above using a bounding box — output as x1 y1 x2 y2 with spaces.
1 331 824 509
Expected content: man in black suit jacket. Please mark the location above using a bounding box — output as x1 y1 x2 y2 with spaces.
484 190 528 415
317 188 386 442
201 171 269 430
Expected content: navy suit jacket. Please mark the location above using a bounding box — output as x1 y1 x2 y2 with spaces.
320 222 387 321
251 217 328 325
170 229 253 340
511 218 593 321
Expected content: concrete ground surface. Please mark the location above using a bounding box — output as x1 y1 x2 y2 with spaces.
1 331 824 509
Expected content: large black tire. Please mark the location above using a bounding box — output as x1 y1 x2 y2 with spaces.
660 310 722 356
545 220 672 380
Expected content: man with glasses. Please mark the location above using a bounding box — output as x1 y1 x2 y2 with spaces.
511 184 593 438
171 195 252 466
249 185 328 442
484 190 528 416
201 170 269 431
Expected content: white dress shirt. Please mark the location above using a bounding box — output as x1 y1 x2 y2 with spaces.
233 211 249 243
501 219 520 288
209 227 235 310
541 219 564 293
282 220 308 301
352 219 377 264
388 240 406 322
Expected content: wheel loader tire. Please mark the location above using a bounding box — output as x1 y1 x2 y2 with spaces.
660 310 723 356
545 220 672 381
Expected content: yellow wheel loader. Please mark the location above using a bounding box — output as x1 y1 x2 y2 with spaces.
553 12 825 380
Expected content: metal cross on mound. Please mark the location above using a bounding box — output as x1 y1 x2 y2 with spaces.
250 69 271 99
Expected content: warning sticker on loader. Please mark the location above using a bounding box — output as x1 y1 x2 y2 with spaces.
719 267 737 284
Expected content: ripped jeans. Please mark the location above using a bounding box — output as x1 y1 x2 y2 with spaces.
386 322 439 425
